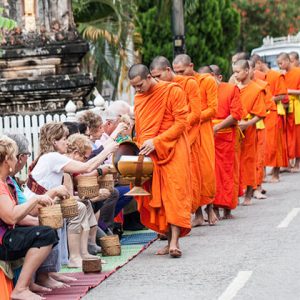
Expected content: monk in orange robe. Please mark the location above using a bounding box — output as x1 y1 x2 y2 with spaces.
249 60 275 199
289 51 300 68
232 60 267 206
210 65 243 219
251 54 288 182
172 54 218 226
277 52 300 171
128 64 191 258
149 56 202 227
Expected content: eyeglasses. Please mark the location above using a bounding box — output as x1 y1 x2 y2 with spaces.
17 152 31 159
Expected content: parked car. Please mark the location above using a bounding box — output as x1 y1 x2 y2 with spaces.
251 33 300 69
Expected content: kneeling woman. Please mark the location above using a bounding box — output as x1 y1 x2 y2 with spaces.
0 135 58 300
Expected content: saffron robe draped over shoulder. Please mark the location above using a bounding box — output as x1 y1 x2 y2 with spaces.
172 75 202 212
134 81 192 236
213 83 243 210
264 69 288 167
194 73 218 205
240 80 267 188
284 67 300 159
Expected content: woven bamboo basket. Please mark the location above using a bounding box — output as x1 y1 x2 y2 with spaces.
39 204 63 229
82 258 102 273
77 175 99 199
60 197 79 218
99 235 121 256
98 174 115 191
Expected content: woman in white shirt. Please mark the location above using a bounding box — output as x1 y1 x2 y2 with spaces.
24 122 118 289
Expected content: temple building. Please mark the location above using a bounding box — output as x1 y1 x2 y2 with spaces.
0 0 95 114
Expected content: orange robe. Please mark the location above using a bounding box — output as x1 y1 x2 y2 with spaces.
284 68 300 159
253 78 275 185
240 81 267 188
254 70 266 81
134 81 191 236
193 73 218 206
213 83 243 210
172 75 202 212
264 69 288 167
0 270 13 300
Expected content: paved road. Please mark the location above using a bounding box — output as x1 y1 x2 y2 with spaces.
85 171 300 300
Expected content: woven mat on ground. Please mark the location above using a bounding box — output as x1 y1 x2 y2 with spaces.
39 272 111 300
42 230 157 299
120 231 157 245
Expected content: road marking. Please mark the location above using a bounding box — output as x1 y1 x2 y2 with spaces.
277 208 300 228
218 271 253 300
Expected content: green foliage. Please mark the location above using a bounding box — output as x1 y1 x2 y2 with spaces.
73 0 138 97
0 7 17 31
233 0 300 52
136 0 240 78
135 3 173 66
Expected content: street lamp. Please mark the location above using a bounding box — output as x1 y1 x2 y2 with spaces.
172 0 185 58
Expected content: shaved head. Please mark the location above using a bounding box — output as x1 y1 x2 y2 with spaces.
232 52 249 64
289 51 300 67
209 64 222 82
172 54 194 76
210 64 221 76
290 51 299 60
232 59 250 83
250 54 264 64
233 59 250 70
198 66 212 74
277 52 290 61
173 54 192 66
277 52 291 71
150 56 172 71
128 64 150 80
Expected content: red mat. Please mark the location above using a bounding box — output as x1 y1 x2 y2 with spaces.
41 271 114 300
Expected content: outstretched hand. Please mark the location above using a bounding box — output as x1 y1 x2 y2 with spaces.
139 139 155 155
104 140 119 154
111 122 129 140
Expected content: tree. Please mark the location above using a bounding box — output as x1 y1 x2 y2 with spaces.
233 0 300 52
72 0 140 98
136 0 240 77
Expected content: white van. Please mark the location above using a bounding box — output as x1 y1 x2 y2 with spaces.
251 33 300 69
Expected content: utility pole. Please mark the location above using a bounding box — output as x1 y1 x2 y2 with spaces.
172 0 185 58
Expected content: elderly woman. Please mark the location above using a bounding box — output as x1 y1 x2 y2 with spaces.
0 135 58 300
23 122 118 288
7 133 71 293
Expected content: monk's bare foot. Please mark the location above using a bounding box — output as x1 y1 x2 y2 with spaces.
223 208 234 219
253 190 267 199
192 207 205 227
169 247 182 258
242 198 252 206
157 233 168 240
207 205 218 226
213 207 221 220
269 176 280 183
291 167 300 173
49 272 77 283
11 288 46 300
192 215 205 227
67 257 82 268
30 282 52 293
36 274 69 289
155 245 169 255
